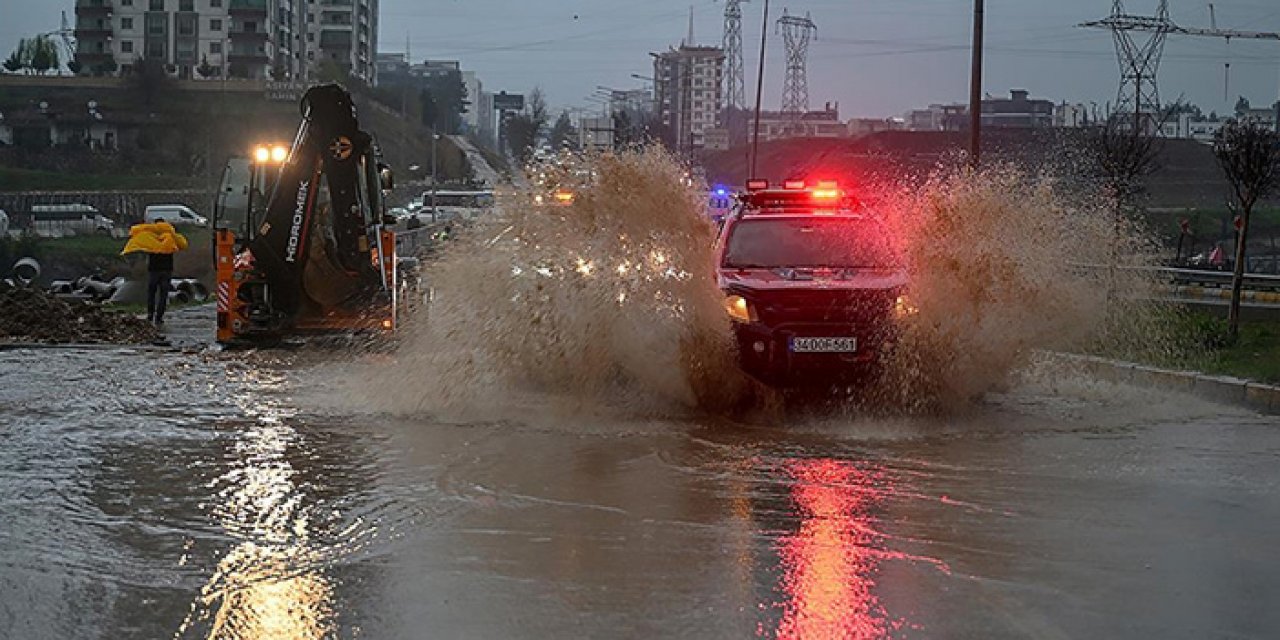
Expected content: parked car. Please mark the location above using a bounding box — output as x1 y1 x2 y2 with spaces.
29 204 115 237
144 204 208 227
0 208 9 236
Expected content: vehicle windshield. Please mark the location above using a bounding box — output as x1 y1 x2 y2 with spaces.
723 217 899 269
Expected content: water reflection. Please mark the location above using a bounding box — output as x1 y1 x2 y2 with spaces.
767 458 901 640
178 384 335 639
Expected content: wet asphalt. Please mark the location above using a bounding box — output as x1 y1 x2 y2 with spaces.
1 345 1278 639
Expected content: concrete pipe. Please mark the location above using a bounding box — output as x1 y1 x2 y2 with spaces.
11 257 41 288
48 280 75 295
168 290 191 304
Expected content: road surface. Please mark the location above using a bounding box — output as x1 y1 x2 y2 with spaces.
1 348 1277 639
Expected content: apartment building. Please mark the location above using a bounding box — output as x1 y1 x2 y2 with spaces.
651 45 724 153
72 0 376 84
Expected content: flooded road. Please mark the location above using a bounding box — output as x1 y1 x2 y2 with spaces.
2 347 1279 639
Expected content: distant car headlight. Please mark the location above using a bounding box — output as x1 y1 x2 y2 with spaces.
725 294 756 324
894 294 919 319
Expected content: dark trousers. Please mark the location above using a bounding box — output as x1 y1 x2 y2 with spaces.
147 271 172 322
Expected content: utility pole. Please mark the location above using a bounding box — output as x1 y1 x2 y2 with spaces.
750 0 770 178
969 0 984 167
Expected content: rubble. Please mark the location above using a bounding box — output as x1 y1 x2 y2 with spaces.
0 286 159 345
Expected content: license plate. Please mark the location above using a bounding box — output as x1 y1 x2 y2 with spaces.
790 337 858 353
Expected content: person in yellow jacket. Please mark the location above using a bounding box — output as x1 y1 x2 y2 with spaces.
121 219 188 326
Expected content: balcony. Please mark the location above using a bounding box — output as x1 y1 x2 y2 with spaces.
229 28 268 41
228 52 269 64
75 0 113 16
228 0 267 16
74 27 113 39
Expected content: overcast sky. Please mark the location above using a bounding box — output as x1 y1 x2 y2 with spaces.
4 0 1279 117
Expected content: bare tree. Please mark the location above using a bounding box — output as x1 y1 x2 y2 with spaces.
1213 119 1280 340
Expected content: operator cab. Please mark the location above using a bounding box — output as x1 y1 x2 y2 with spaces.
714 179 913 388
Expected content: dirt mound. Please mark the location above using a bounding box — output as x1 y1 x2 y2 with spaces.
0 287 159 344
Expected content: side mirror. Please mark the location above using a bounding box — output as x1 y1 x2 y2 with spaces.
379 167 395 191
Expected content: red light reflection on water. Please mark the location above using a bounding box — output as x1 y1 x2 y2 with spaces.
772 459 898 640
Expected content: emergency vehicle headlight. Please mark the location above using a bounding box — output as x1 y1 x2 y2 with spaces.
725 294 756 324
253 146 270 164
271 145 288 163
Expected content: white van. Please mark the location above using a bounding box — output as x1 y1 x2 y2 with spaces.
30 204 115 236
145 204 208 227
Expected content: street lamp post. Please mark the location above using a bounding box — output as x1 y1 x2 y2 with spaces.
750 0 770 178
431 133 440 223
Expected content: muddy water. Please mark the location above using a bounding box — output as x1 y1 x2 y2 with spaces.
3 347 1279 639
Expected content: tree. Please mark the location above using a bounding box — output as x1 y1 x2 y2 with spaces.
128 58 173 107
196 55 214 79
548 110 576 150
1234 96 1251 117
29 36 56 76
3 39 28 74
316 58 347 84
505 88 548 164
1213 119 1280 340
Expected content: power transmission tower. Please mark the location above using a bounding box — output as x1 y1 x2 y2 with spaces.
1081 1 1280 134
722 0 748 112
1081 1 1174 135
777 9 817 120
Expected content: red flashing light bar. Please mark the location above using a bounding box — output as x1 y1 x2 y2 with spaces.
745 178 769 191
783 179 806 190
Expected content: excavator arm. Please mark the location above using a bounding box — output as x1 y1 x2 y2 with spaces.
215 84 397 343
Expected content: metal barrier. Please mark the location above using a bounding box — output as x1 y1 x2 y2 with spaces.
1073 264 1280 293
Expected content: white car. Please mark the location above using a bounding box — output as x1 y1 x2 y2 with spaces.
0 208 8 236
30 204 115 237
145 204 208 227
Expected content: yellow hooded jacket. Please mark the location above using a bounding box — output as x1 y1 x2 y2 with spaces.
121 222 189 255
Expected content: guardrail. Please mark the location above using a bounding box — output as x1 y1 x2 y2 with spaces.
1074 264 1280 293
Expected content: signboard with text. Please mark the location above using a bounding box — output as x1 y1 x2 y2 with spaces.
265 82 307 102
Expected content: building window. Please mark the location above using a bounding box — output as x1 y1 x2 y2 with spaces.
244 21 256 33
210 19 222 31
121 17 133 29
307 32 314 42
149 0 163 10
210 42 222 53
121 40 134 53
210 0 222 6
146 14 166 35
121 0 132 5
180 0 193 10
147 40 164 58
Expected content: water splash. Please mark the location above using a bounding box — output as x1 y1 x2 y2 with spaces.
362 150 1164 418
367 148 752 418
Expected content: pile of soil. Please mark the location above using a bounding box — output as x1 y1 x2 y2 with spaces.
0 287 159 344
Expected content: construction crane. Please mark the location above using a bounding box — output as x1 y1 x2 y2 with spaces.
1081 1 1280 133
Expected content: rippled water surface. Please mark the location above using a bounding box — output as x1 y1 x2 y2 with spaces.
3 347 1280 639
